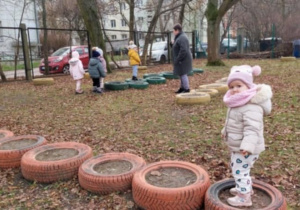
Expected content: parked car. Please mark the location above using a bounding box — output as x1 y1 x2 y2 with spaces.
220 38 237 54
139 41 168 64
39 46 89 74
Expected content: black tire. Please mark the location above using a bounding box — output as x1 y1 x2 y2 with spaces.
146 77 166 84
104 81 129 91
128 81 149 89
62 65 70 74
143 73 164 79
161 72 180 79
160 55 166 64
193 69 204 74
205 178 287 210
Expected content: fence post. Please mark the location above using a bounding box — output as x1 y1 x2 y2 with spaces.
20 23 32 81
167 31 171 64
192 30 196 59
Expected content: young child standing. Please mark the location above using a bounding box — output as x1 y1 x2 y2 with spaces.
88 49 106 94
222 65 272 207
96 47 107 91
69 51 85 94
128 43 141 80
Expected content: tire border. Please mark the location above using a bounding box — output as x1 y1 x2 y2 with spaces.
79 152 146 194
0 135 47 168
0 130 14 141
21 142 93 183
132 161 211 209
176 92 211 105
205 178 287 210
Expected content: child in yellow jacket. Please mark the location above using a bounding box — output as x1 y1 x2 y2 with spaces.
128 44 141 80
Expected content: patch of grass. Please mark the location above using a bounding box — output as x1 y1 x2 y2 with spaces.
0 59 299 208
1 61 40 71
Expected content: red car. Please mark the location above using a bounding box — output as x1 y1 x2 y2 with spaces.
39 46 90 74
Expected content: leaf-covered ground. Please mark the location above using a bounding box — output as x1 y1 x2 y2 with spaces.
0 59 299 209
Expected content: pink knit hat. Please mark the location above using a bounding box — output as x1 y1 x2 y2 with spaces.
227 65 261 88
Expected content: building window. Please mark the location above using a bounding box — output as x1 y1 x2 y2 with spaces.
164 15 168 21
122 34 127 39
136 0 143 6
121 19 127 27
111 20 116 28
0 21 3 42
120 2 126 10
138 17 143 22
111 35 117 40
138 32 144 40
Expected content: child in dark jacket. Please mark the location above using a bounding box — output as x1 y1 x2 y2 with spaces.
88 50 106 94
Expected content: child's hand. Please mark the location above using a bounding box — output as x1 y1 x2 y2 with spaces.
140 62 142 65
240 150 249 156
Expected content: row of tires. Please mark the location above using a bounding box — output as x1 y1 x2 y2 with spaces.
0 129 287 209
104 68 204 91
175 77 229 105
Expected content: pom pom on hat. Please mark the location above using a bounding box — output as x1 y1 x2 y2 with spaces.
252 65 261 76
227 65 262 88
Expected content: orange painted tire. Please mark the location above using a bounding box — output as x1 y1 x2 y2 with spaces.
205 178 287 210
132 161 210 210
0 129 14 141
0 135 47 169
79 153 146 194
21 142 92 183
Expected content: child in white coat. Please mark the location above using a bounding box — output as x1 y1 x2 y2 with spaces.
69 51 85 94
222 65 272 207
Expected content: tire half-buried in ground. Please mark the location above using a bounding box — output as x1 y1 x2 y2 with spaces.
0 129 14 141
161 72 180 79
79 153 146 194
176 92 211 105
190 89 219 97
199 83 228 94
104 81 129 91
132 161 210 210
146 77 166 84
21 142 92 183
0 135 47 169
205 178 287 210
128 81 149 89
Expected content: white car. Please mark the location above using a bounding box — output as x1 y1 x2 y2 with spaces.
140 41 168 63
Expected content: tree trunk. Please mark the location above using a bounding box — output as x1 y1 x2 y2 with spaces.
129 0 135 41
141 0 164 64
41 0 49 74
205 0 241 66
14 0 27 79
77 0 111 73
178 1 186 25
0 59 7 82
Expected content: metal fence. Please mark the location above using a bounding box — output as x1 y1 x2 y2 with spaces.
0 26 199 80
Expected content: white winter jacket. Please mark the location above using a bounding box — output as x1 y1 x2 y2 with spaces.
69 51 85 80
222 84 273 155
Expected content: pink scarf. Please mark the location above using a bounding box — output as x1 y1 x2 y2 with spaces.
223 85 257 108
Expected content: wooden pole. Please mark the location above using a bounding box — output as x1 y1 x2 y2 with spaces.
20 23 32 81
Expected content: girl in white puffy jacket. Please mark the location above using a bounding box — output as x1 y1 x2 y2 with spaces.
69 51 85 94
222 65 272 207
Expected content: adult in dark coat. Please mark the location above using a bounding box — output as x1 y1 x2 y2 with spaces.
171 24 192 94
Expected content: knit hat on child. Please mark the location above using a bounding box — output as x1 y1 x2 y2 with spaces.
92 50 100 58
227 65 261 88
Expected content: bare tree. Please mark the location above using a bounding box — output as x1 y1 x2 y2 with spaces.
205 0 241 66
140 0 192 64
77 0 111 73
41 0 49 74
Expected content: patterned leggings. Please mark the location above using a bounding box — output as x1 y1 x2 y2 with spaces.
231 152 259 194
